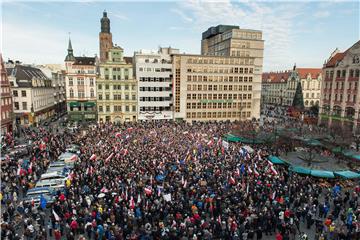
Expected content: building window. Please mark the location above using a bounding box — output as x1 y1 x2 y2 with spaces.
90 89 94 98
98 84 102 90
132 106 136 112
13 90 18 97
106 106 110 112
22 102 27 110
99 106 103 112
14 102 19 110
69 77 73 86
125 106 129 112
77 78 84 85
70 89 74 98
105 84 109 90
78 90 85 98
132 95 136 100
98 94 103 100
106 94 110 100
21 90 26 97
90 78 94 86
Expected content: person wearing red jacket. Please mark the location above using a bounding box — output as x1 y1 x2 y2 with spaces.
70 219 79 235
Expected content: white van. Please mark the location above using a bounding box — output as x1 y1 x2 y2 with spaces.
35 179 65 192
40 172 67 181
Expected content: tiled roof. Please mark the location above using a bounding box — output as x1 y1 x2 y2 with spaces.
296 68 322 79
325 53 345 68
262 71 290 83
6 65 49 87
73 57 95 65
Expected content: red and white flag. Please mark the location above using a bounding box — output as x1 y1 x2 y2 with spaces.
105 153 114 163
270 166 278 175
86 166 94 175
207 139 214 147
267 160 274 166
53 210 61 221
254 168 260 177
235 168 240 177
129 196 135 209
90 154 97 161
217 215 221 223
28 162 33 173
229 176 236 185
144 187 152 196
137 193 141 204
122 149 128 156
248 166 253 174
115 132 121 138
16 165 21 176
70 155 77 161
183 180 187 188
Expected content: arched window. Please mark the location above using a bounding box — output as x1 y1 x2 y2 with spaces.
356 69 360 77
305 100 309 106
70 88 74 98
353 56 360 64
336 70 341 77
350 69 354 77
307 81 310 89
310 100 314 106
342 70 346 78
90 88 94 98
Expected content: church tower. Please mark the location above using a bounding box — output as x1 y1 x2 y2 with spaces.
99 11 113 63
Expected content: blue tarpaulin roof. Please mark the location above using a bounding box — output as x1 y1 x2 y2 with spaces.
334 170 360 179
310 170 335 178
351 155 360 161
268 156 286 165
289 166 311 175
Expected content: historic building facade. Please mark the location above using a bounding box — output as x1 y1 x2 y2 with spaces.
97 12 137 123
262 67 322 108
6 62 55 126
64 39 97 122
0 55 13 134
320 40 360 131
134 47 178 120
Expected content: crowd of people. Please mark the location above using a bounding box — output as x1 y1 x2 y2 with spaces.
1 119 359 240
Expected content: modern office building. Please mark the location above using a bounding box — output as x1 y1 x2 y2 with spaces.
6 62 55 126
320 40 360 131
97 12 137 123
64 39 97 122
172 54 260 121
134 47 179 120
0 55 13 134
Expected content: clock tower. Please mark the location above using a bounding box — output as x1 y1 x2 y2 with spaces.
99 11 113 63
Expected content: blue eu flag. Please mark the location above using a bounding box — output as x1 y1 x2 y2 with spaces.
40 195 47 209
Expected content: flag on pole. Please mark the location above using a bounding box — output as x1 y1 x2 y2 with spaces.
129 196 135 209
270 166 278 175
254 168 260 177
144 187 152 196
229 176 236 185
115 132 121 138
207 139 214 147
105 153 114 163
70 155 77 161
248 166 253 174
90 154 97 161
53 210 61 221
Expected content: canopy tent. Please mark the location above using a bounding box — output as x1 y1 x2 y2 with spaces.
310 170 335 178
304 139 323 147
334 170 360 179
224 134 263 144
289 166 311 175
268 155 286 165
351 154 360 161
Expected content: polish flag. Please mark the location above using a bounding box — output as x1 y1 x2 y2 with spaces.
254 168 260 177
229 176 236 185
105 153 114 163
248 166 253 174
70 155 77 161
217 137 222 146
123 149 128 156
86 166 94 175
207 139 214 146
53 210 61 221
16 165 21 176
144 187 152 196
217 215 221 223
90 154 97 161
115 132 121 138
270 166 278 175
129 196 135 209
28 162 33 174
267 160 274 166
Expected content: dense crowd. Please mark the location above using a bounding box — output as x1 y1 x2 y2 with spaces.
1 120 359 240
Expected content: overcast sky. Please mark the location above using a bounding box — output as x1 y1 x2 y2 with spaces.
1 0 359 71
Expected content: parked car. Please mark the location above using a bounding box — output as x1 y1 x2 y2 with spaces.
40 172 67 181
35 179 65 193
65 144 80 154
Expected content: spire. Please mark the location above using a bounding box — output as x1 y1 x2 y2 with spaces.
65 36 75 62
101 10 111 33
293 63 296 71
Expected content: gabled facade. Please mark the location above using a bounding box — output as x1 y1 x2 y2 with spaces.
64 39 97 122
320 40 360 131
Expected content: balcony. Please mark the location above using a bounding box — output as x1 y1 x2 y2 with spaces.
346 101 355 107
335 77 345 81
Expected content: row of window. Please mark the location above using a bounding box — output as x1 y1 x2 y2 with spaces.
104 75 130 80
324 81 358 90
139 97 171 101
139 77 171 82
187 84 252 91
186 111 251 119
98 94 136 101
0 86 10 94
139 106 172 112
187 67 253 74
68 77 94 86
324 93 357 103
187 75 253 83
13 90 27 97
98 105 136 113
139 87 171 92
186 56 254 65
186 93 252 100
138 68 172 72
14 102 28 111
186 102 252 109
1 111 10 120
1 98 12 106
104 67 130 72
325 69 360 79
98 84 136 91
69 89 95 98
